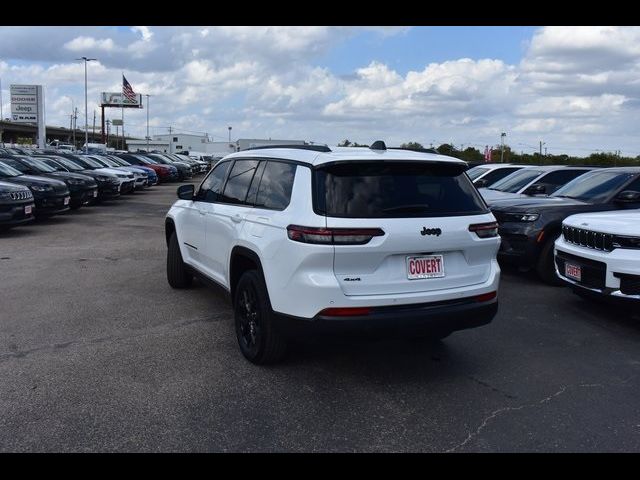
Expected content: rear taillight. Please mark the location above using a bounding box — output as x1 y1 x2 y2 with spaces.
287 225 384 245
469 222 499 238
474 291 497 302
318 307 372 317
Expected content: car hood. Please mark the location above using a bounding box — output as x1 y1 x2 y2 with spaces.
490 195 593 213
4 174 68 190
46 171 98 185
0 180 31 193
563 210 640 236
479 189 522 202
95 167 134 178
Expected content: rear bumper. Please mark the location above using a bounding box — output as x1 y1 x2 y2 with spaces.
273 297 498 337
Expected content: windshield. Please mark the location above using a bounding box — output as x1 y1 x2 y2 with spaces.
466 167 489 180
149 155 172 164
108 156 130 166
0 161 23 177
314 161 487 218
90 156 116 167
71 155 103 169
552 171 637 202
0 158 29 173
135 155 155 164
21 157 57 173
53 157 84 171
489 169 543 193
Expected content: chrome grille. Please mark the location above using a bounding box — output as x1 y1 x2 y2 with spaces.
9 190 33 201
562 225 613 252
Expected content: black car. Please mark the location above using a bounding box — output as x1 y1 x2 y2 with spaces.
0 160 71 217
0 156 98 210
54 154 137 194
491 167 640 284
35 155 122 201
145 153 194 181
0 180 35 230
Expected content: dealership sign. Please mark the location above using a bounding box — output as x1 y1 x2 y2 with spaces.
11 84 40 122
101 92 142 108
10 84 45 148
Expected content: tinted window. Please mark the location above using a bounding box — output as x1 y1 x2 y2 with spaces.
197 161 231 202
314 162 486 218
620 177 640 193
220 160 260 205
490 169 543 193
480 167 522 186
255 161 297 210
531 169 590 194
553 171 637 203
0 158 28 173
466 167 489 180
246 161 267 205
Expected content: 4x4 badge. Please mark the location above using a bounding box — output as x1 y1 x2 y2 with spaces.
421 227 442 236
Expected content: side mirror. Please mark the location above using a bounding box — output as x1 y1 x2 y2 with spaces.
177 184 195 200
474 178 489 188
524 184 546 195
615 190 640 203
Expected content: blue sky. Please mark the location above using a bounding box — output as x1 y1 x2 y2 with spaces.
1 26 639 157
317 27 538 75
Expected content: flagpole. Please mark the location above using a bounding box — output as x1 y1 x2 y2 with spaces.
121 72 124 151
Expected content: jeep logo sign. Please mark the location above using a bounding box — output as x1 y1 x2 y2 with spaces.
421 227 442 236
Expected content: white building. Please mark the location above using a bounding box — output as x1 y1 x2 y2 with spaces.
127 133 307 157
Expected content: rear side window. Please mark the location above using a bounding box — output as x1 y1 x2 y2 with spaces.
197 161 231 202
314 162 488 218
532 169 589 191
479 167 522 185
254 161 297 210
220 160 260 205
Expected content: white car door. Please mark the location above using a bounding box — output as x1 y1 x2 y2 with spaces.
184 161 233 277
202 159 261 286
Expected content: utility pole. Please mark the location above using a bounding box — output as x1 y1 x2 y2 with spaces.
145 94 151 152
500 132 506 163
106 119 111 147
168 126 173 153
73 107 78 149
92 110 96 143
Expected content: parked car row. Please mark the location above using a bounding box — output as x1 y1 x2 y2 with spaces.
0 149 209 231
468 163 640 304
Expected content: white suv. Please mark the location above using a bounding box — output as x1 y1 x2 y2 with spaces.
165 142 501 363
555 209 640 302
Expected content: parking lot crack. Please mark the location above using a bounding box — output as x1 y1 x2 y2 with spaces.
445 383 604 452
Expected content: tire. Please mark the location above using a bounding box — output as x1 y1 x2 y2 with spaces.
536 234 563 286
166 231 193 288
234 270 287 364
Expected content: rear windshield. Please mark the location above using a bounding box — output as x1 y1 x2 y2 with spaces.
314 161 488 218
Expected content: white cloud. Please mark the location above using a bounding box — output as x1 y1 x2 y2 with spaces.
64 36 116 52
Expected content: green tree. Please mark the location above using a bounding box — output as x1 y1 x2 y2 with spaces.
400 141 424 150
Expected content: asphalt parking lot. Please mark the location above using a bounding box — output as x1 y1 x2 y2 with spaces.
1 183 639 452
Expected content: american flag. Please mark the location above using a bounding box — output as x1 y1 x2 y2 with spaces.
122 75 136 102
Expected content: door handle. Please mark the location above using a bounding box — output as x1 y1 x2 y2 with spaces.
231 214 243 223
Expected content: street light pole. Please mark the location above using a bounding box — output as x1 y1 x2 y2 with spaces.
145 94 151 151
500 132 506 163
228 126 232 143
76 57 96 154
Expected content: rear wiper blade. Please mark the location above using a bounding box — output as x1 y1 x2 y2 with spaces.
382 204 431 213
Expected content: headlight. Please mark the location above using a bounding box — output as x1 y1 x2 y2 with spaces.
30 184 52 192
501 213 539 222
95 175 112 182
612 235 640 250
67 178 85 185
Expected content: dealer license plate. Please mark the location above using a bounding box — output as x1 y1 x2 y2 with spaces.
64 196 70 205
25 205 33 215
565 263 581 282
407 255 445 280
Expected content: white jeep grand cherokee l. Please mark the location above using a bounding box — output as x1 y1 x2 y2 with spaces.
165 142 501 364
555 209 640 302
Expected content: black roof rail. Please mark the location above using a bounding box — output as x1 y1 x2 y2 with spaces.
389 147 440 154
245 144 332 153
